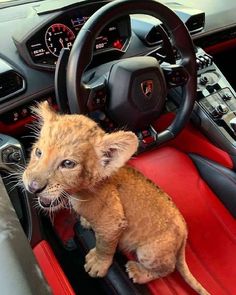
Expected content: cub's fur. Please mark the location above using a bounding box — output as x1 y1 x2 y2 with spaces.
23 102 209 295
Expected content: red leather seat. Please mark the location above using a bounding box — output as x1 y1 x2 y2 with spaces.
129 147 236 295
34 240 75 295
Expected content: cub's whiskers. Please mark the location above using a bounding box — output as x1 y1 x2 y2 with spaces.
2 164 26 193
61 190 89 203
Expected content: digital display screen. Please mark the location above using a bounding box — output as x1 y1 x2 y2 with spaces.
27 15 127 66
71 16 90 29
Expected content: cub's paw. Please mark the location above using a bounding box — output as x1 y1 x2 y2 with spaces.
126 261 154 284
84 248 112 277
80 216 91 229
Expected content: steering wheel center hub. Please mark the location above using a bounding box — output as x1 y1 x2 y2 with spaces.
108 56 167 129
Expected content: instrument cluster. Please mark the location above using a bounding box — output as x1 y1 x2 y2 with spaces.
26 12 130 69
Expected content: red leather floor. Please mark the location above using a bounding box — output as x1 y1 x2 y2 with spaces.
129 147 236 295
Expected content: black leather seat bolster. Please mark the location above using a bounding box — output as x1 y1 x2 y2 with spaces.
189 153 236 218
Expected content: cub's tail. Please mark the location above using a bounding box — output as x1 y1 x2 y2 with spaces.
176 238 210 295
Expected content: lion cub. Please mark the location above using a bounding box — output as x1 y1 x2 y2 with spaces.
23 101 209 295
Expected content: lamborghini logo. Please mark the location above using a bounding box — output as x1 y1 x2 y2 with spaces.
141 80 153 98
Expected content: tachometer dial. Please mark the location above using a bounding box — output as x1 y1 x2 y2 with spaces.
45 23 75 57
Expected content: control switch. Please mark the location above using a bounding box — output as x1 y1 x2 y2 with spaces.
230 117 236 132
216 104 229 115
221 93 232 101
199 76 208 85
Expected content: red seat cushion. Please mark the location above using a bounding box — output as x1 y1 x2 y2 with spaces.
129 147 236 295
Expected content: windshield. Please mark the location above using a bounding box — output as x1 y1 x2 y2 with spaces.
0 0 43 8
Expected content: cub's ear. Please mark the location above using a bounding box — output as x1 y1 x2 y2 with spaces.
31 101 57 123
95 131 138 177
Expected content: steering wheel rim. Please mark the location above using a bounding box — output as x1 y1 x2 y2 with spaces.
66 0 197 145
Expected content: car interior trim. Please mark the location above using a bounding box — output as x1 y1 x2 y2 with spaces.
33 240 76 295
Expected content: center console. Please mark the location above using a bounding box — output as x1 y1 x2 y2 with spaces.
192 47 236 156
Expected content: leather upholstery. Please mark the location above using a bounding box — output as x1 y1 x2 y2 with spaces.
190 153 236 218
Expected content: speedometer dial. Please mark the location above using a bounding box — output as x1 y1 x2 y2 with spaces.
45 23 75 57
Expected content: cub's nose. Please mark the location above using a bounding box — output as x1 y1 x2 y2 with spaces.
28 180 46 194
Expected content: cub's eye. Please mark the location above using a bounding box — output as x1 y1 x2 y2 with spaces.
35 148 42 158
60 160 77 169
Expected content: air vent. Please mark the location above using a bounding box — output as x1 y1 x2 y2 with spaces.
185 13 205 34
0 71 25 100
146 26 164 45
131 17 166 47
0 58 25 101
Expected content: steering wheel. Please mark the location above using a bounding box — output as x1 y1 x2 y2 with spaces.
64 0 197 146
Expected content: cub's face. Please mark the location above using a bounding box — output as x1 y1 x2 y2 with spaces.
23 102 138 212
